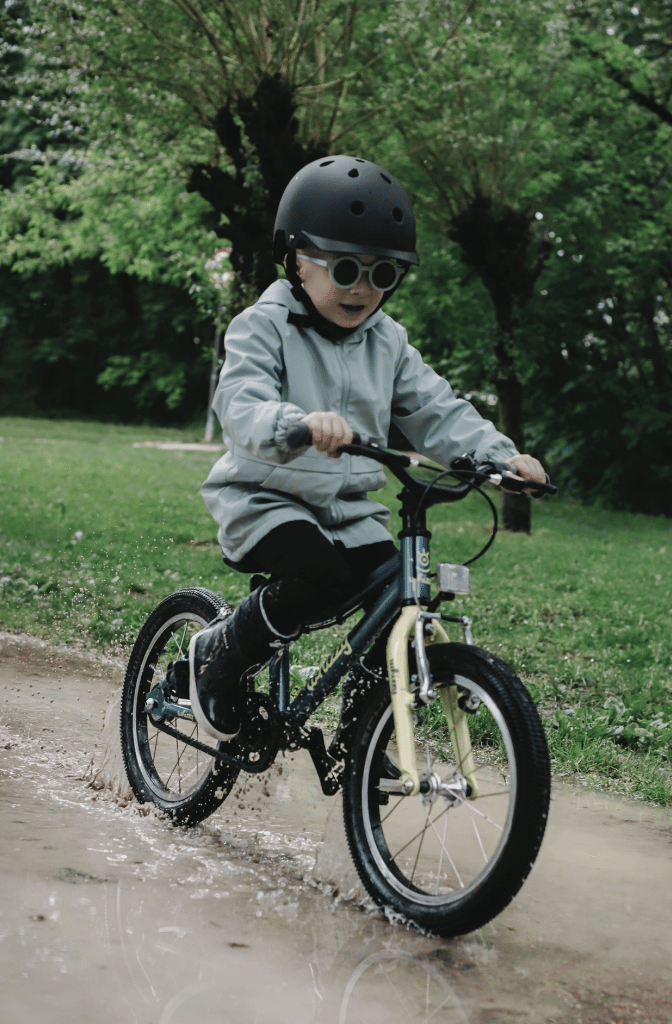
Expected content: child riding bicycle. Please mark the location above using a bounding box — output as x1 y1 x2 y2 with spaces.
184 155 546 744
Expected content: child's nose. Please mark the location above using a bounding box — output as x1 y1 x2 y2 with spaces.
349 274 373 294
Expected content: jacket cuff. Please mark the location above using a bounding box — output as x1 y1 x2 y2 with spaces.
274 409 309 455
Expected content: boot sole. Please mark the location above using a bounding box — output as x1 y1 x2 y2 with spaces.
188 631 240 743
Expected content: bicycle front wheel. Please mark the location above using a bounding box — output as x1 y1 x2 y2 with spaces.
120 587 239 825
342 643 550 937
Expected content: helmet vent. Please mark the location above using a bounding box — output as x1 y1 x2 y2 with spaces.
381 173 392 184
348 168 359 178
320 160 334 167
393 207 404 222
351 201 365 216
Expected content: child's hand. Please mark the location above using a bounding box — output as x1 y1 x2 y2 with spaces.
503 454 546 494
300 412 354 458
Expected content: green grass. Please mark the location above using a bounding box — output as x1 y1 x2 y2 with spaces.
1 415 671 804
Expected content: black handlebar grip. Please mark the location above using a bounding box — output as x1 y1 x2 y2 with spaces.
509 474 556 497
285 423 363 451
530 475 557 498
286 423 313 449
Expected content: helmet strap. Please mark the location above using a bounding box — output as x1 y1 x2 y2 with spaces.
285 250 358 342
284 249 406 341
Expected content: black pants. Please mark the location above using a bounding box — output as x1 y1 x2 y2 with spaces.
225 521 397 635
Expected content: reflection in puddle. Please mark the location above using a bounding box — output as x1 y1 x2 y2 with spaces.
2 640 672 1024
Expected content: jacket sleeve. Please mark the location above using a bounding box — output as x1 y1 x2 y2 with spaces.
211 305 309 463
391 327 519 466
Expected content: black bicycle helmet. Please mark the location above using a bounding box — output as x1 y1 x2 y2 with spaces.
273 155 419 267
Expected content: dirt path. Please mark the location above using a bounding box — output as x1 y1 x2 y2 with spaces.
1 632 671 1024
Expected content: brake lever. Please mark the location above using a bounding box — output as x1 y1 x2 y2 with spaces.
450 455 557 497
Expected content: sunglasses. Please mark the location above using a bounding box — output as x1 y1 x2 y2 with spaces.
297 253 405 291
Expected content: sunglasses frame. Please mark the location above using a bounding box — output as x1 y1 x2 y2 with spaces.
296 253 405 292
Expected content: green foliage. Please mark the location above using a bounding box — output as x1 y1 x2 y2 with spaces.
0 262 213 422
2 0 672 511
362 0 672 512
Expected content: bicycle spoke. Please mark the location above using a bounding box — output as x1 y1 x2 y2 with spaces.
434 813 449 895
454 791 504 833
174 622 190 660
422 803 463 889
390 802 449 860
379 794 405 824
470 789 510 800
410 811 428 885
470 808 489 865
382 969 418 1020
164 725 194 789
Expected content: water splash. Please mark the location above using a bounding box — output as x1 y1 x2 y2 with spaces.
85 686 134 804
312 793 367 903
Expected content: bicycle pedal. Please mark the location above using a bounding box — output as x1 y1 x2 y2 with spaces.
302 727 343 796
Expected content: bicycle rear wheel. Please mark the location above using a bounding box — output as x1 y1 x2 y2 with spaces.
120 587 239 825
342 643 550 937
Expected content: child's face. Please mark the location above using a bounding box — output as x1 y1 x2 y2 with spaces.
295 249 384 328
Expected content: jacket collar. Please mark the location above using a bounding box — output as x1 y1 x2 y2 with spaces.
256 279 386 343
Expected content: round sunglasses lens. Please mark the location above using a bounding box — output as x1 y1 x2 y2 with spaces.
371 261 398 290
332 258 360 287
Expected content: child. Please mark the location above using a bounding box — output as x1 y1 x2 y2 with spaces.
187 155 545 742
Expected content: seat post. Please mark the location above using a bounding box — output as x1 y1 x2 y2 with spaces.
269 647 290 713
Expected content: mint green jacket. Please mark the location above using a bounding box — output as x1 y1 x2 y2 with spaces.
202 280 517 562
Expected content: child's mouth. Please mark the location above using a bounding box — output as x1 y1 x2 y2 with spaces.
340 303 365 314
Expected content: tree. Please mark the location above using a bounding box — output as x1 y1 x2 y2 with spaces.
519 15 672 515
1 0 380 309
569 0 672 128
362 0 565 529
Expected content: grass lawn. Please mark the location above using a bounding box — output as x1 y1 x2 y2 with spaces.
1 415 671 803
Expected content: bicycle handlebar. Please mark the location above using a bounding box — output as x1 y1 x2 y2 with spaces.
285 423 556 500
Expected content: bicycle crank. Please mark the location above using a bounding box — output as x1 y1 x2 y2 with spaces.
147 691 282 774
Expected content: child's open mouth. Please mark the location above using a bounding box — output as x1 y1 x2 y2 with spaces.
339 304 366 314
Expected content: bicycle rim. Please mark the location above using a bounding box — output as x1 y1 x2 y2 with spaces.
360 678 517 907
131 611 219 805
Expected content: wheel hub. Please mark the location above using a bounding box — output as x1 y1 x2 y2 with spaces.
419 769 468 808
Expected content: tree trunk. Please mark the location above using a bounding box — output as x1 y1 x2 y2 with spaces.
187 73 328 314
493 324 531 533
448 194 551 534
500 489 530 533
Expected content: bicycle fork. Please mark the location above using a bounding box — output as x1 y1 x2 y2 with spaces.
386 607 478 797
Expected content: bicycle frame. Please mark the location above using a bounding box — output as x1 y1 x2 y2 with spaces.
147 457 480 796
273 483 478 797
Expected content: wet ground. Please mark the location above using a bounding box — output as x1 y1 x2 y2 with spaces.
1 631 671 1024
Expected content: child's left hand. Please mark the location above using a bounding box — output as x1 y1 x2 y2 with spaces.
503 455 546 494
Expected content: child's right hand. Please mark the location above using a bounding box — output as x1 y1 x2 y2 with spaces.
300 412 354 458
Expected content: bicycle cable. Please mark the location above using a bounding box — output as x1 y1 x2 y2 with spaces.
410 466 499 569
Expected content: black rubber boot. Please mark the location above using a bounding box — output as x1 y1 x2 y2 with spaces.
188 587 299 742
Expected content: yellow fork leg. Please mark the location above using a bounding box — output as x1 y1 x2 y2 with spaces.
387 611 479 798
425 621 479 797
438 685 479 797
386 606 421 795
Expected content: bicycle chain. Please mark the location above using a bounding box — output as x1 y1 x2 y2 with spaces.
151 695 282 774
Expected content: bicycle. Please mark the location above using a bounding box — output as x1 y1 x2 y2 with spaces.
120 429 555 937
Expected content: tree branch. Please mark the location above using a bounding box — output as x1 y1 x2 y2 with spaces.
572 36 672 127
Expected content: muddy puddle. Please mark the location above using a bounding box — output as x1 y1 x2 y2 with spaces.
1 632 672 1024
